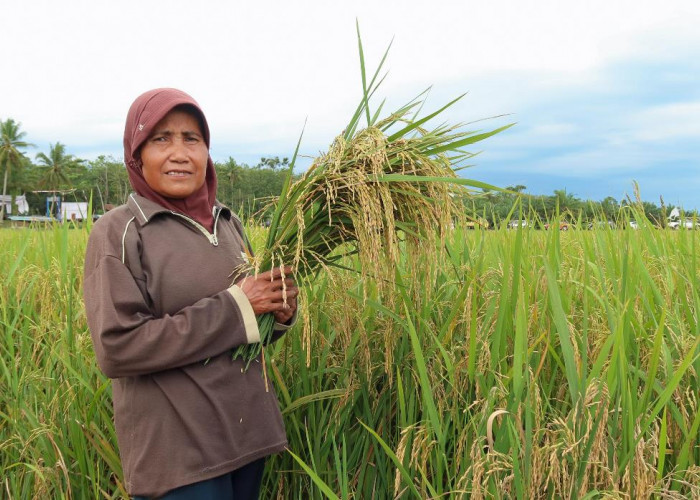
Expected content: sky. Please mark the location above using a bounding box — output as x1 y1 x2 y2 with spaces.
3 0 699 209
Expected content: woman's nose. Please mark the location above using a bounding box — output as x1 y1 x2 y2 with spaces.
169 137 189 161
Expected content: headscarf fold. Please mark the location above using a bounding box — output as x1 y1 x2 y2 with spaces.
124 88 217 231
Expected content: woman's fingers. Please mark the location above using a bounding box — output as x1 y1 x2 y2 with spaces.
237 271 298 315
273 295 297 324
258 266 294 281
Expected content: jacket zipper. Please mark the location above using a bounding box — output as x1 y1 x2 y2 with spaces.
170 209 221 246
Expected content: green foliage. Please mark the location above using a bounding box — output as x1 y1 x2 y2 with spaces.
80 155 131 210
2 218 700 498
466 186 695 228
35 142 85 193
0 223 125 498
214 156 298 220
0 118 34 219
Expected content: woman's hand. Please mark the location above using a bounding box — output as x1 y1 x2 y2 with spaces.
272 294 297 325
237 266 298 320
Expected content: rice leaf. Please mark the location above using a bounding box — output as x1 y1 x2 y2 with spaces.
286 447 340 499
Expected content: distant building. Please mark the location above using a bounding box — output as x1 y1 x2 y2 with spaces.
0 194 29 215
38 193 89 221
61 202 89 221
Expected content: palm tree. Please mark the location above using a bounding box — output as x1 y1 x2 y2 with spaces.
552 188 581 215
214 157 244 209
36 142 84 192
36 143 84 216
0 119 34 220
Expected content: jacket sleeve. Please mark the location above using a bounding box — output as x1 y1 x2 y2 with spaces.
84 226 257 379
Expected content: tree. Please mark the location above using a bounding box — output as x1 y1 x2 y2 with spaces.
82 155 130 210
506 184 527 193
215 157 244 209
35 142 84 193
0 118 34 219
211 157 300 220
641 201 665 226
600 196 619 220
257 156 289 171
552 189 581 216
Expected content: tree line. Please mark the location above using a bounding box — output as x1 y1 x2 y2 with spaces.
1 117 693 224
465 184 696 228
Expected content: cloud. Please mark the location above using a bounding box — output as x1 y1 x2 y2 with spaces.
451 43 700 205
3 0 700 206
624 102 700 142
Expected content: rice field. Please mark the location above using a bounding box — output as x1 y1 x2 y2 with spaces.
1 216 699 499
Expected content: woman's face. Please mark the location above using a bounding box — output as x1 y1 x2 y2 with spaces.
140 108 208 199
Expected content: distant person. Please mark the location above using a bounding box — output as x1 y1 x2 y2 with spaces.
83 88 298 499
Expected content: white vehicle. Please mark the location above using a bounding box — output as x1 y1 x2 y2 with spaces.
668 208 698 229
668 219 698 229
508 220 529 229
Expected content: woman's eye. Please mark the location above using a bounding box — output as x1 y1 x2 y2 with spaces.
151 136 166 143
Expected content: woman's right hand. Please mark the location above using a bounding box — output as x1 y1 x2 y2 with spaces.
236 266 298 316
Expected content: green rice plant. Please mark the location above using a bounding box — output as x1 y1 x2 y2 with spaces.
260 206 700 498
3 208 700 498
232 25 512 363
1 222 126 499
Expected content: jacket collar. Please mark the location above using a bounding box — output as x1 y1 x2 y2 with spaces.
127 193 231 226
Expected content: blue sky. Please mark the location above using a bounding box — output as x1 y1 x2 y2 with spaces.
3 0 699 208
466 49 700 208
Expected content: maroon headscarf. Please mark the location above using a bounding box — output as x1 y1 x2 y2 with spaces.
124 88 218 231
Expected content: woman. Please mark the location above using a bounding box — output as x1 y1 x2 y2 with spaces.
83 88 298 499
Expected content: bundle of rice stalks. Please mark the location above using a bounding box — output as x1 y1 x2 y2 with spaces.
233 28 513 362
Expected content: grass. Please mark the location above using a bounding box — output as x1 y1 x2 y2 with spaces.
0 221 124 499
1 214 699 499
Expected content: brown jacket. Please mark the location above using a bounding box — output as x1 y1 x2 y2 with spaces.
84 194 289 497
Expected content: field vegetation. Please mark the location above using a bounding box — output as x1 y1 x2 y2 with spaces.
1 208 699 499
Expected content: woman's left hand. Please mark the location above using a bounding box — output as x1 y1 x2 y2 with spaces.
273 295 297 325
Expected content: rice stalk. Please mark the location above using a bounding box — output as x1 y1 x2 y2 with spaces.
233 34 511 363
